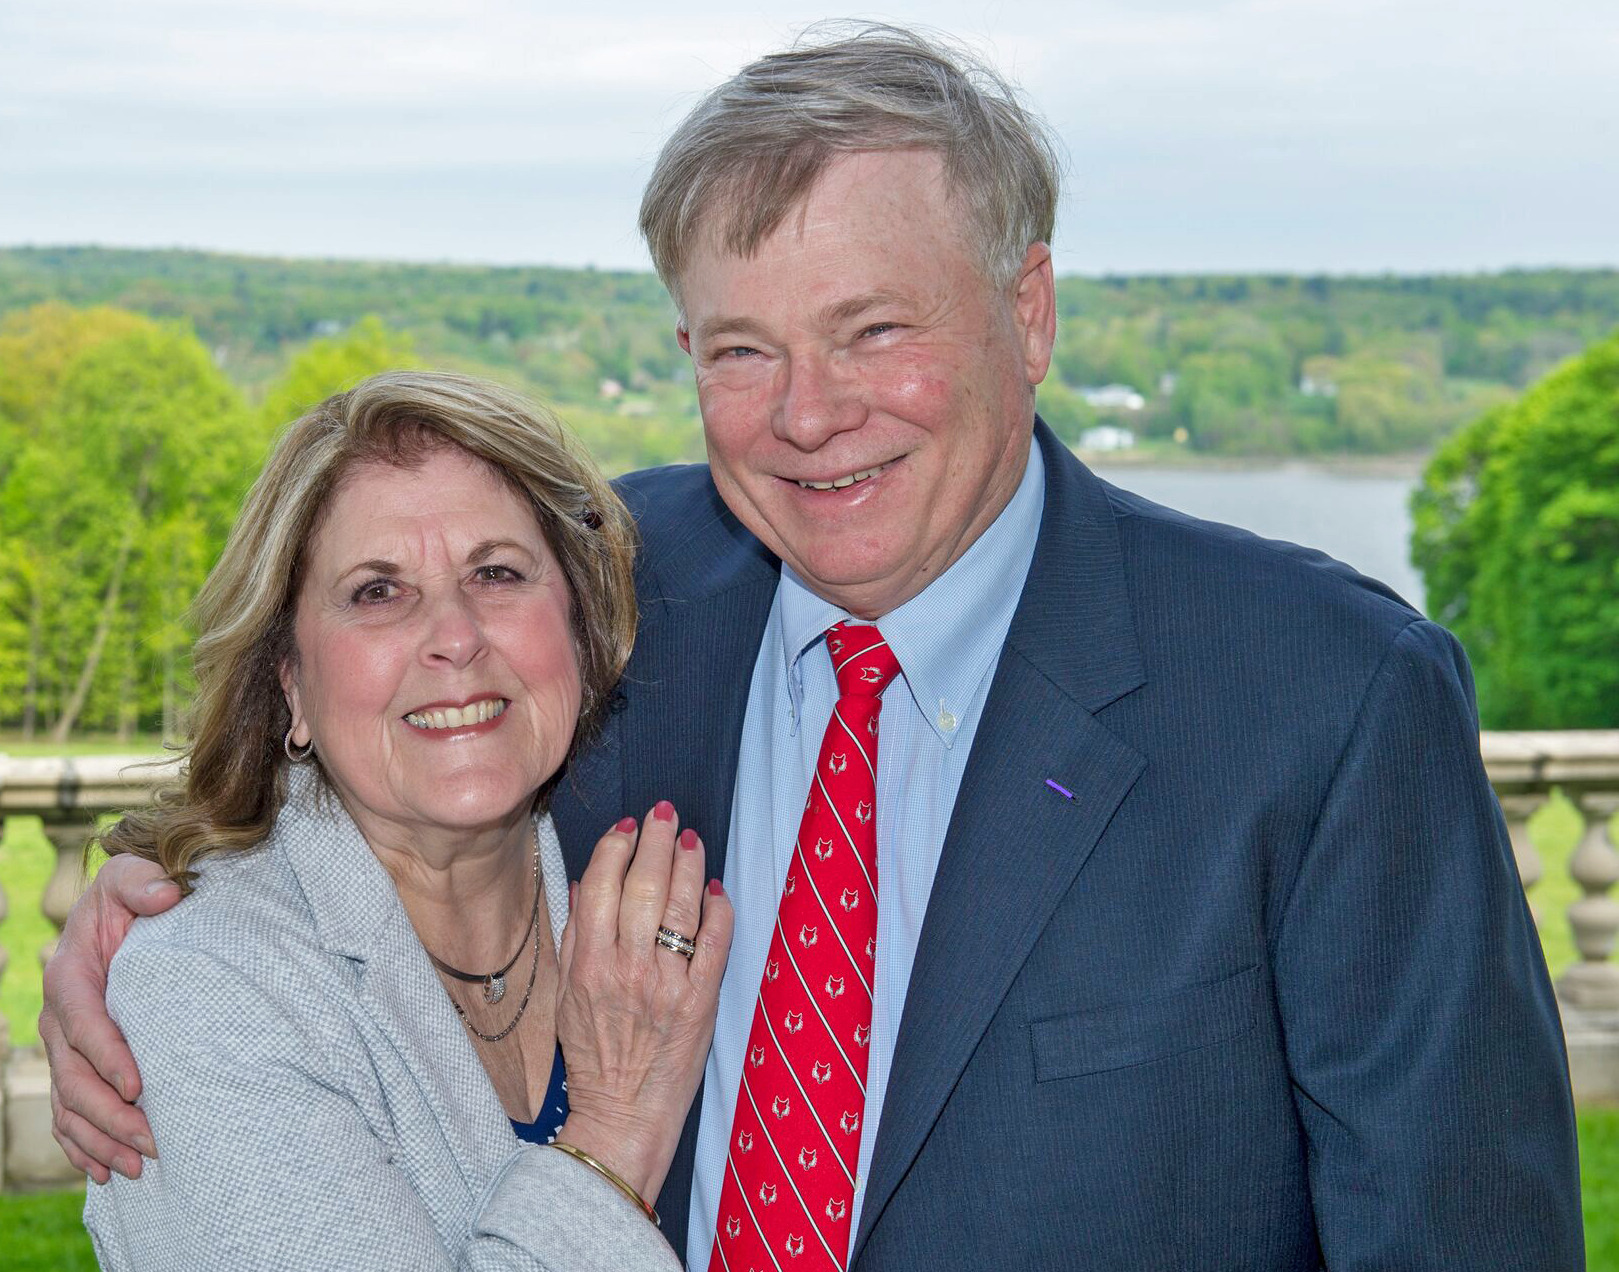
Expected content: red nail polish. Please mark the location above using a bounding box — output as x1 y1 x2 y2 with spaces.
653 799 675 822
679 828 699 850
615 816 637 834
708 878 724 895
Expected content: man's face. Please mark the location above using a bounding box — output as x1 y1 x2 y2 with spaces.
677 149 1056 618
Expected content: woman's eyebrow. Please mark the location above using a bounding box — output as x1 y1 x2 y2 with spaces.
466 539 538 565
334 558 400 585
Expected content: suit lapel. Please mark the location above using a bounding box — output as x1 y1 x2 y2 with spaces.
852 425 1148 1261
352 908 520 1189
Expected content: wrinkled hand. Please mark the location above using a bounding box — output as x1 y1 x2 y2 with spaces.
554 801 733 1202
40 854 181 1183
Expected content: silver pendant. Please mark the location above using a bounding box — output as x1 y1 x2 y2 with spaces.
484 975 506 1005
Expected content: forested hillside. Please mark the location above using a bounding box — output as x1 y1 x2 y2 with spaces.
4 247 1617 460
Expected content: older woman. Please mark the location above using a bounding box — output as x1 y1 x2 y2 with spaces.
81 371 731 1271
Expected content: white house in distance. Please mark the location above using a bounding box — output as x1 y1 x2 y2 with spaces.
1078 383 1147 411
1078 424 1136 452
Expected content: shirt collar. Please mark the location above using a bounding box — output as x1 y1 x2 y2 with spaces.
776 438 1047 748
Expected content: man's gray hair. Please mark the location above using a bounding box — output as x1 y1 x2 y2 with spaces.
639 22 1062 309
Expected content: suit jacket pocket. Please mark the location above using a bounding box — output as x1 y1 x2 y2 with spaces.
1031 963 1261 1082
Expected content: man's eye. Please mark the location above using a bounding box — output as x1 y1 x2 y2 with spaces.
861 322 899 338
719 345 760 360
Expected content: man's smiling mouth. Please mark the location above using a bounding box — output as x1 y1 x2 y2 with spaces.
794 461 892 491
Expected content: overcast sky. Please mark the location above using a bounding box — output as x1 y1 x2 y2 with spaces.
2 0 1614 275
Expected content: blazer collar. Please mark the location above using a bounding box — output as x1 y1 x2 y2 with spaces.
273 765 570 965
624 469 780 614
1006 418 1146 714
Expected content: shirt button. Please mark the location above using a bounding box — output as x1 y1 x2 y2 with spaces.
936 706 958 732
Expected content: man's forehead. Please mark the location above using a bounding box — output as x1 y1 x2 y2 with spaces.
678 152 966 280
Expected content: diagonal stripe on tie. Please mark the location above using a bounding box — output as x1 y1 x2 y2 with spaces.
711 622 900 1272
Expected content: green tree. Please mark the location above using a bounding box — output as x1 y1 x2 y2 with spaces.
1 322 254 741
257 315 419 431
0 304 161 736
1412 328 1619 727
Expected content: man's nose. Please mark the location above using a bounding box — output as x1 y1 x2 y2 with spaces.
419 590 486 669
773 352 866 450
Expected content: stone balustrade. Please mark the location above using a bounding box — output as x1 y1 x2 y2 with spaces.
1 738 1616 1189
1 752 182 1188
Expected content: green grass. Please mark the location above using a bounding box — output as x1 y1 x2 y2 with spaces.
1587 1106 1619 1268
0 1187 97 1271
1 815 72 1050
0 732 171 758
2 1108 1616 1265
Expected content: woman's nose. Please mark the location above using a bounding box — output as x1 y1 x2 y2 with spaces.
419 591 486 669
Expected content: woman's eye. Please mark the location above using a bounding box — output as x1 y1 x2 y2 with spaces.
474 564 523 584
352 578 398 604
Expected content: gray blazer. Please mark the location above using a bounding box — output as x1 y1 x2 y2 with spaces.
84 767 680 1272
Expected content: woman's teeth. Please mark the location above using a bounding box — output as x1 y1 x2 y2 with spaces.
796 463 887 491
404 698 508 730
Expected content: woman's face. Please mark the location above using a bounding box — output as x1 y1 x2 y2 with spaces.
281 446 582 846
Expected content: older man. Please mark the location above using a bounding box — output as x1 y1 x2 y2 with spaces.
43 24 1581 1272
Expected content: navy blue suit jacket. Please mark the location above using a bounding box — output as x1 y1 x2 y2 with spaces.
551 422 1582 1270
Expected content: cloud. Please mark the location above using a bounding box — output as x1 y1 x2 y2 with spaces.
1 0 1615 270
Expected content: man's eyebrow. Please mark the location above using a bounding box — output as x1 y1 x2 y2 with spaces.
692 293 912 346
817 291 910 328
691 315 773 346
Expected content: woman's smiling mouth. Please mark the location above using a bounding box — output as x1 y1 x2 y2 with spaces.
403 697 510 731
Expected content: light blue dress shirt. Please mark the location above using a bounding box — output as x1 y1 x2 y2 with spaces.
686 440 1046 1268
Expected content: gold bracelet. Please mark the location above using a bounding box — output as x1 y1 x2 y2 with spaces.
547 1141 660 1227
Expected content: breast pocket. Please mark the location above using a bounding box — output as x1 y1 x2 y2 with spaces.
1030 963 1262 1082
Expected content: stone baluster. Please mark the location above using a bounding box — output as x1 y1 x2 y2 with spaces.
39 818 96 968
1558 792 1619 1009
0 813 9 1059
1497 793 1547 913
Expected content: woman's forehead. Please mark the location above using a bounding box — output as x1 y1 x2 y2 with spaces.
311 450 548 566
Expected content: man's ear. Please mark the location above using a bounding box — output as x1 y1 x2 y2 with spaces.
676 323 692 355
279 659 310 748
1011 242 1057 387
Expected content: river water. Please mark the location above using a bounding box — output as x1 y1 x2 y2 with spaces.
1086 460 1426 613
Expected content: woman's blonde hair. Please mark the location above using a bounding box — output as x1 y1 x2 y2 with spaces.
102 371 638 889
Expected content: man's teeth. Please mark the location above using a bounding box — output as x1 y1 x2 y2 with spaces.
796 464 886 491
404 698 508 730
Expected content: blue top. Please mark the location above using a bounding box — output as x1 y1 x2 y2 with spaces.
509 1042 569 1146
686 439 1047 1266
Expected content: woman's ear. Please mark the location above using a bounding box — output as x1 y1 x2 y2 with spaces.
279 659 311 748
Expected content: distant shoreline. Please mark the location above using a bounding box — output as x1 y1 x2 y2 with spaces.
1077 448 1429 480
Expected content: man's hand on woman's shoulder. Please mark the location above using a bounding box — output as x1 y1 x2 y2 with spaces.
40 854 181 1183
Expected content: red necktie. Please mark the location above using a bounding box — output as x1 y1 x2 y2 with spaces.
710 622 900 1272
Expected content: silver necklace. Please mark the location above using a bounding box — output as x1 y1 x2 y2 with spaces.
429 838 544 1043
424 837 541 1005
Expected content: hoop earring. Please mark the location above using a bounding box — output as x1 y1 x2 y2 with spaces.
284 727 314 764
